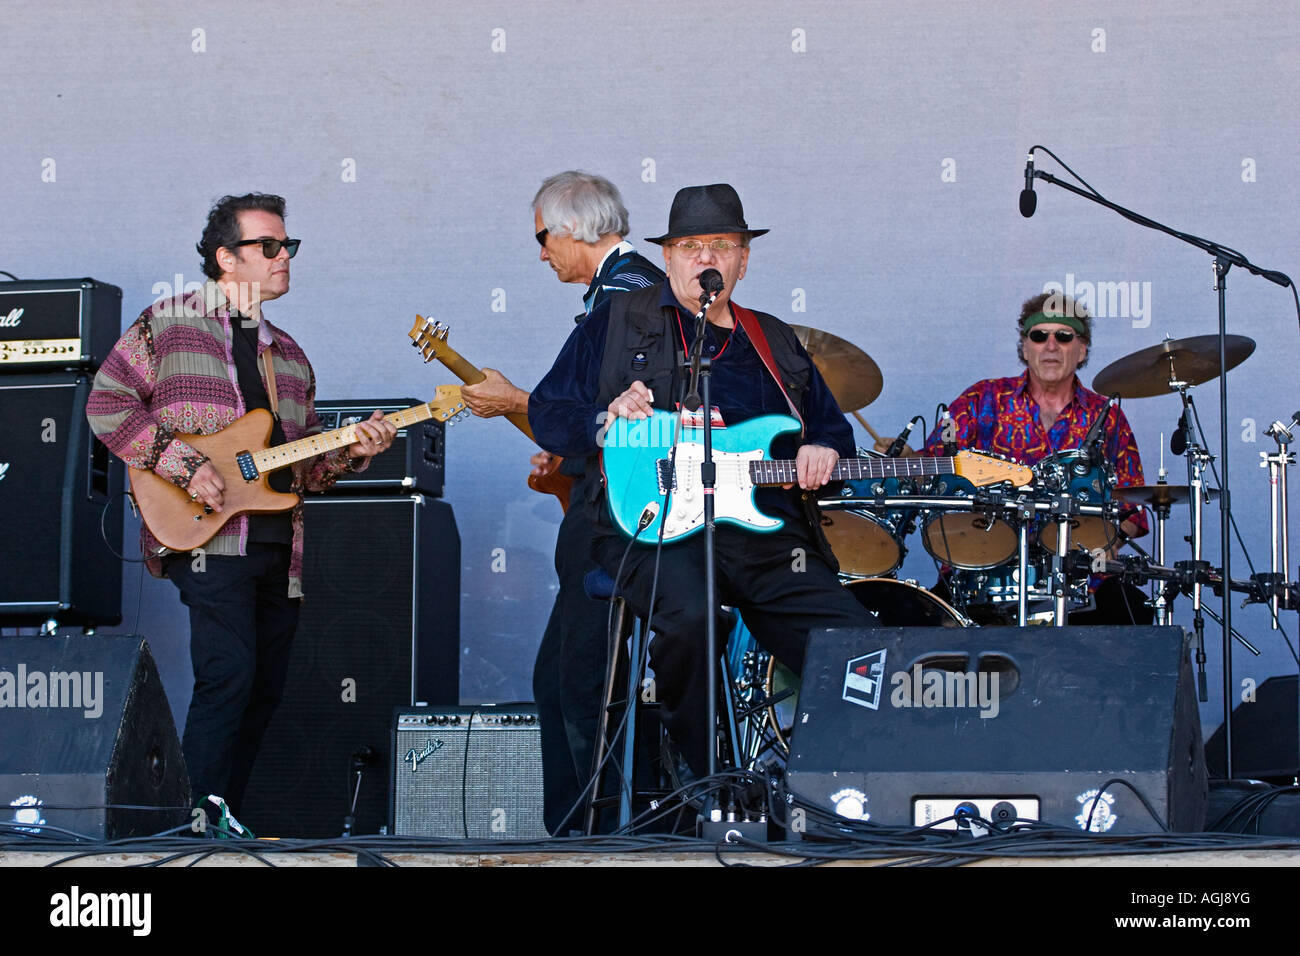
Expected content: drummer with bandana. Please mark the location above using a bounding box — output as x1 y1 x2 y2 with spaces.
915 292 1151 624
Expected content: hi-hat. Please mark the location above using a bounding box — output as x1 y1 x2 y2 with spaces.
1092 334 1255 398
790 325 883 411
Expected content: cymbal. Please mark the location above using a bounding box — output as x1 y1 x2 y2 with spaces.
790 325 883 411
1112 483 1221 507
1091 334 1255 399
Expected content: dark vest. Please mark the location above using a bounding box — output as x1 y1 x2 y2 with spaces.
585 284 838 567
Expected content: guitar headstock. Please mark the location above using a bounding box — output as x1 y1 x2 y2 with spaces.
426 384 471 424
954 450 1033 488
408 315 455 364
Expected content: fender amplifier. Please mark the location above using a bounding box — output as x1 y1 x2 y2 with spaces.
0 278 121 372
312 397 444 496
391 705 546 839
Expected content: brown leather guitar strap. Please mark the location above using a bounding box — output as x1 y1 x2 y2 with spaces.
261 348 280 416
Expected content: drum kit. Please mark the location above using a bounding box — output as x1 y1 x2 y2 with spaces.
726 324 1298 765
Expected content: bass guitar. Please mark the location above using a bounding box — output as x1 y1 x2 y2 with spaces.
408 316 573 511
129 386 468 551
602 410 1033 544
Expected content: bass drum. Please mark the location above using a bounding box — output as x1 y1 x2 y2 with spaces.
844 577 971 628
728 579 969 760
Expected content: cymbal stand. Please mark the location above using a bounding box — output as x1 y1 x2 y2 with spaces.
1152 467 1172 626
1262 415 1295 628
1172 370 1213 703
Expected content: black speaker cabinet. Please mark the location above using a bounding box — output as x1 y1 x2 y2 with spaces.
391 705 546 840
1206 674 1299 779
788 626 1206 834
0 277 121 372
0 635 189 840
0 373 123 626
239 495 460 837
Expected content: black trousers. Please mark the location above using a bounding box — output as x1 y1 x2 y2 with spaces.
165 544 300 816
594 522 875 777
533 500 617 835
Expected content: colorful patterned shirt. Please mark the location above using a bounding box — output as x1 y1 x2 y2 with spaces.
86 282 361 596
921 371 1148 534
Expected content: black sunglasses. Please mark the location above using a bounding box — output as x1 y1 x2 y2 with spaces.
233 237 301 259
535 228 549 247
1026 328 1077 344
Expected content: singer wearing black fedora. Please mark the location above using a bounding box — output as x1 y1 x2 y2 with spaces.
529 183 874 779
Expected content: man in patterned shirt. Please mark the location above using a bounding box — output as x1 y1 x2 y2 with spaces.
87 193 396 824
919 291 1151 623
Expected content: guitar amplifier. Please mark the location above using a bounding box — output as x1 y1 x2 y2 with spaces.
313 397 444 496
391 705 547 840
0 278 122 372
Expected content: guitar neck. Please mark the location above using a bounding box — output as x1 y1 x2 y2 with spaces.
250 403 437 475
751 456 956 486
441 353 536 442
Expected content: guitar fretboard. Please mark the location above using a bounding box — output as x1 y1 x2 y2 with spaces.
250 403 438 474
750 456 957 486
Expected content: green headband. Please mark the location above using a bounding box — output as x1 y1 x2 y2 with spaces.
1021 311 1087 337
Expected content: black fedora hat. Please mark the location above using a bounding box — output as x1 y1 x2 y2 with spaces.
645 183 769 245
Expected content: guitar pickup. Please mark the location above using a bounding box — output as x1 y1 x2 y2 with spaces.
655 458 676 495
236 451 259 481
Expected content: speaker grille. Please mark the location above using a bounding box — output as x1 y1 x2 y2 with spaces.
392 708 546 839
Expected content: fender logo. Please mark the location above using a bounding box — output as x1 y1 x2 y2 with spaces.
404 737 444 772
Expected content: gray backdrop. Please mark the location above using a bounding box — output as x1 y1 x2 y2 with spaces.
4 0 1297 739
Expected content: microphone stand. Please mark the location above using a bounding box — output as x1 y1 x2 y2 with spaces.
682 287 725 810
1028 150 1295 779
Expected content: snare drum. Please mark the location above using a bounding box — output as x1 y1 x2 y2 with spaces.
1034 449 1118 553
920 473 1018 570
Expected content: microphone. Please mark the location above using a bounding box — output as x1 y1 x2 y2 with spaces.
1019 152 1037 218
1082 395 1117 464
697 268 724 304
885 416 920 458
1170 411 1189 456
939 405 957 456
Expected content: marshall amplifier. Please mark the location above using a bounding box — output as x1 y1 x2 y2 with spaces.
0 278 122 372
392 705 547 839
312 397 444 497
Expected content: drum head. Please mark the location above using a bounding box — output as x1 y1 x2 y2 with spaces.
922 511 1018 570
843 577 969 627
1039 516 1119 554
821 509 902 577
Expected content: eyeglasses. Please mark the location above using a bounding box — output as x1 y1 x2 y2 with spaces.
670 238 743 255
232 237 301 259
535 228 549 247
1026 328 1078 344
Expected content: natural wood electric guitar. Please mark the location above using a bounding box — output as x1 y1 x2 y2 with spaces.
408 316 573 511
129 386 468 551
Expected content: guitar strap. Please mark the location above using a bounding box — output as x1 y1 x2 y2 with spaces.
260 347 280 417
731 304 804 434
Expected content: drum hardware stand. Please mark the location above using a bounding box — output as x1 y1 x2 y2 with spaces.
1047 492 1079 627
1013 495 1036 627
1261 414 1297 628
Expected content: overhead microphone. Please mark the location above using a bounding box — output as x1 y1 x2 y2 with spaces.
1019 151 1038 218
1170 411 1189 457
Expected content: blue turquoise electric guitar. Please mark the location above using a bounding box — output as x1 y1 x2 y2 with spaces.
602 410 1032 544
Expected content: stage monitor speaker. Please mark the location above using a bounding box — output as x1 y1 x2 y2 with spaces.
1205 674 1298 779
0 373 123 626
313 397 444 497
788 625 1206 834
0 636 189 840
391 705 547 840
239 495 460 837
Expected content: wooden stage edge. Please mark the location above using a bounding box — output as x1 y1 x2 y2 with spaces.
3 848 1299 868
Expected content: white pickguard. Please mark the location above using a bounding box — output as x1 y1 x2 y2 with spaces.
661 442 783 539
